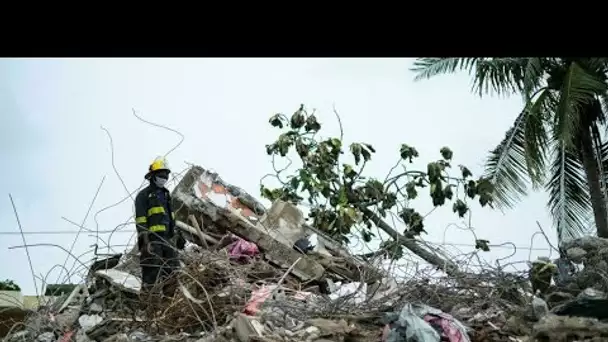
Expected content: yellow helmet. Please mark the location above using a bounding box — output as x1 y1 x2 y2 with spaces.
145 156 171 179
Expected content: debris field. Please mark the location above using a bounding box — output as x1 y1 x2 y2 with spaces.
4 166 608 342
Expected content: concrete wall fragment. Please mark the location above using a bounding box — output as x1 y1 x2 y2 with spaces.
172 166 325 281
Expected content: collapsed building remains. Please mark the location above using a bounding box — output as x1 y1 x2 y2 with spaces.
4 165 608 342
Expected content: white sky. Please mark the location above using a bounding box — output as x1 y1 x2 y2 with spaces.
0 58 557 295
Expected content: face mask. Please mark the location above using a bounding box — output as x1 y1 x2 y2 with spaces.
154 176 168 188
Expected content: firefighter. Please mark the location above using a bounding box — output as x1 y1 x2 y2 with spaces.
135 156 181 300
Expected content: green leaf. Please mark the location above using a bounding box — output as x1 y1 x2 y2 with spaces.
338 187 349 205
290 105 306 129
444 184 454 200
361 147 372 162
476 177 495 207
475 239 490 252
343 164 357 179
265 144 276 156
269 114 286 128
400 208 425 235
289 177 300 190
465 180 477 199
343 207 358 221
452 200 469 218
260 185 281 201
350 143 362 165
427 162 441 182
400 144 419 162
405 181 418 199
382 192 397 210
440 147 453 160
305 114 321 132
295 139 309 158
361 230 374 243
459 165 473 179
330 138 342 149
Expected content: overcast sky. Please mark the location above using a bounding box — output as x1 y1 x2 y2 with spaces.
0 58 556 294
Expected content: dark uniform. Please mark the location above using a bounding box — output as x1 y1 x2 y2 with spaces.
135 182 178 294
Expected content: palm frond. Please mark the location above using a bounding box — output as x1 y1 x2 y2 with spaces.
484 88 552 208
596 91 608 133
581 58 608 75
522 88 551 187
553 62 608 147
411 57 542 98
599 140 608 198
472 58 530 97
546 140 592 243
523 58 545 100
484 113 531 209
411 58 480 81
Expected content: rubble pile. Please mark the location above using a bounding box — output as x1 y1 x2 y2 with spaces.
561 236 608 293
5 165 608 342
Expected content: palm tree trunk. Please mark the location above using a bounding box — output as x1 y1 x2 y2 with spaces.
578 125 608 237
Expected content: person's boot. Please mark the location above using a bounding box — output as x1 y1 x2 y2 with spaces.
140 283 163 317
162 273 179 298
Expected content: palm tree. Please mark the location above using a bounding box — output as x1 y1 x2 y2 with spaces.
411 58 608 243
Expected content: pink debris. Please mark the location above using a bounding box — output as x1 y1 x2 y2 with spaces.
59 330 75 342
243 285 276 315
424 313 468 342
382 324 390 341
227 238 259 261
243 285 313 316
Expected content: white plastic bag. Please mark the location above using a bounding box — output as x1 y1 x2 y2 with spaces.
328 282 367 304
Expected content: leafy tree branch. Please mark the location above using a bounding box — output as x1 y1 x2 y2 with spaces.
259 105 494 274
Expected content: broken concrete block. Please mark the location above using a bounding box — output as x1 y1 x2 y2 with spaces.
188 167 262 223
94 269 141 295
55 307 81 330
78 314 103 331
232 314 263 342
259 201 331 257
89 303 103 314
566 247 587 263
259 200 306 245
